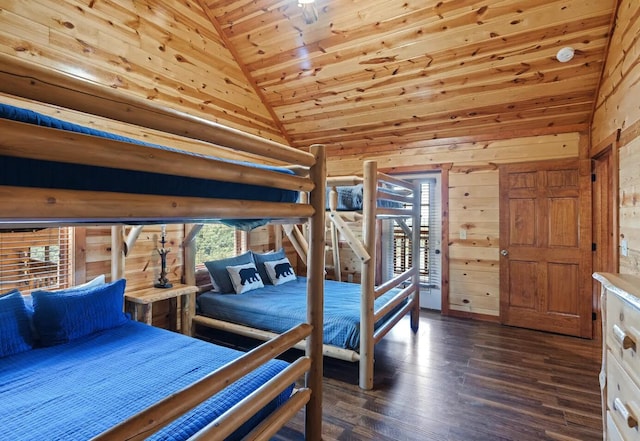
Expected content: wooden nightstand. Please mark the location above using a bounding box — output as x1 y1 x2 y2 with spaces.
125 284 198 335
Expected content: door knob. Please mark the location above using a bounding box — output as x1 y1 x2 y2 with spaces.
500 249 509 256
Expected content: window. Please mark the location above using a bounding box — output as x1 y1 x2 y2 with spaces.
195 223 238 264
393 182 431 284
0 228 73 295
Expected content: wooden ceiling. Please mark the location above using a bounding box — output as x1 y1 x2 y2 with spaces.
199 0 615 155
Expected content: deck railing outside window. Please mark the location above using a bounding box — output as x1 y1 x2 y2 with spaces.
0 228 73 295
393 225 430 284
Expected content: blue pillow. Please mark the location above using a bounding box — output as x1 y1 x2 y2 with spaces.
204 251 254 293
32 279 128 346
0 290 34 357
253 248 286 285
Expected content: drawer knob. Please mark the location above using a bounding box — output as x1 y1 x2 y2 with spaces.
613 324 636 350
614 397 638 428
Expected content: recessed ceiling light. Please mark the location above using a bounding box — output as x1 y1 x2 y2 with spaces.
556 47 575 63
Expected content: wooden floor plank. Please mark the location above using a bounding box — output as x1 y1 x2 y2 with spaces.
198 310 602 440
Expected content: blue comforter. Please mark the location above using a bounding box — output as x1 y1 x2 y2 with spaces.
0 320 293 440
326 184 404 210
0 103 298 229
197 277 404 350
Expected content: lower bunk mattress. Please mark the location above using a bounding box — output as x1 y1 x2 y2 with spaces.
0 320 293 440
197 277 405 351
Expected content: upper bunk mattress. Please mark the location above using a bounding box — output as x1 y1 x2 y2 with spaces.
326 184 404 211
197 277 404 351
0 320 293 440
0 103 298 204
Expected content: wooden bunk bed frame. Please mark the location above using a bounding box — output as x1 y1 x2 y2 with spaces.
0 53 326 441
193 160 421 390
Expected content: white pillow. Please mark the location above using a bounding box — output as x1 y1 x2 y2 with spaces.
263 258 296 286
226 263 264 294
54 274 106 292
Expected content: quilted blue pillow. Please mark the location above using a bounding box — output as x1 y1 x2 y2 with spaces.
252 248 286 285
204 251 254 293
32 279 128 346
0 290 34 357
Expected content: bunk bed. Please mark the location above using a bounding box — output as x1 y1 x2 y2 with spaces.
0 53 325 441
194 162 421 390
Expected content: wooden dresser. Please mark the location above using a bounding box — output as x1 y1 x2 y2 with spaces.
594 272 640 441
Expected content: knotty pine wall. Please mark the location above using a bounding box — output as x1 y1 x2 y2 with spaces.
0 0 612 321
0 0 285 315
0 0 284 144
327 133 580 318
591 0 640 276
78 225 183 327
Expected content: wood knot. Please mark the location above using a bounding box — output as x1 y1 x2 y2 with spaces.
46 197 56 204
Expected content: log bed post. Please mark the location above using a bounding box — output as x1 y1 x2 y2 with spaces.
123 226 144 257
329 186 342 281
111 226 125 281
411 182 421 331
360 160 378 390
306 144 326 441
183 224 203 337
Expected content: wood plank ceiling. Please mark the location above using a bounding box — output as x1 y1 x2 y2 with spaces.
198 0 616 156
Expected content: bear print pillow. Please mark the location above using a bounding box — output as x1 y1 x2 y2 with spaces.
263 258 297 286
226 263 264 294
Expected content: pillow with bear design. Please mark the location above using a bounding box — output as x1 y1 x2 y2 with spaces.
252 248 285 285
226 262 264 294
204 251 254 294
263 257 297 286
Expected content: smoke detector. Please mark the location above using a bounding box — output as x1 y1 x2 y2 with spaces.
556 47 575 63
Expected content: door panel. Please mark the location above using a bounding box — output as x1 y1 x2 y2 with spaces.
510 199 536 245
548 198 579 247
547 263 578 314
500 158 592 338
508 261 537 309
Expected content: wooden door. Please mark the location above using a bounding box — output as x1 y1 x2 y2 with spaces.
499 158 592 338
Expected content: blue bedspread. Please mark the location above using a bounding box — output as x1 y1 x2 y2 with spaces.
326 184 404 210
0 103 298 225
197 277 403 350
0 320 293 440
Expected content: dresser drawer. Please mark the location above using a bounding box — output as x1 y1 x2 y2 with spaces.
609 410 628 441
607 291 640 384
607 353 640 440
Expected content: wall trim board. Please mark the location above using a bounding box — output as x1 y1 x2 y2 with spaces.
446 309 500 323
450 164 499 173
618 117 640 148
378 163 451 174
591 131 618 158
440 167 450 316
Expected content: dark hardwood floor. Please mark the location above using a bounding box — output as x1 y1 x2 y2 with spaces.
199 310 603 441
276 312 602 441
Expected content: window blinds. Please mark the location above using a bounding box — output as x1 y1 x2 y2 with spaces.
0 228 73 295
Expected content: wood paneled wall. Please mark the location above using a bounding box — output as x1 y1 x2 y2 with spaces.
0 0 284 144
328 133 580 317
591 0 640 276
0 0 287 317
448 171 500 317
0 0 620 321
619 139 640 274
